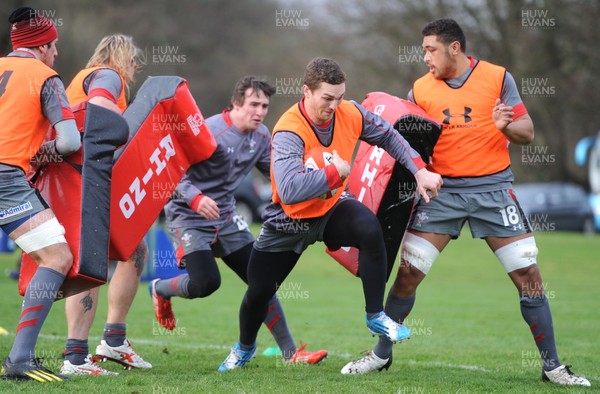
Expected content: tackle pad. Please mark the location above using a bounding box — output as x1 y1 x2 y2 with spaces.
19 77 217 299
326 92 441 277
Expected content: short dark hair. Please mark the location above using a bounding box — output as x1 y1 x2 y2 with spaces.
230 76 275 108
422 18 466 53
303 57 346 91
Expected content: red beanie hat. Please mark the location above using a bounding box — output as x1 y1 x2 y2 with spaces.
9 7 58 50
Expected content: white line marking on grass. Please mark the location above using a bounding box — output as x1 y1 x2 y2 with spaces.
29 334 490 370
407 359 490 372
34 333 231 350
32 333 355 358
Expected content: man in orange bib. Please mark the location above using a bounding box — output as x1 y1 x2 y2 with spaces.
219 57 442 372
344 18 590 386
0 7 80 382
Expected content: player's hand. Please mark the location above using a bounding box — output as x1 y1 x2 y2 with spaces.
414 168 442 203
195 196 219 220
493 98 515 132
332 150 350 181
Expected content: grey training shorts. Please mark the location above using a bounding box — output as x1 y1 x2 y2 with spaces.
254 196 352 255
409 189 531 239
0 168 47 231
167 212 254 258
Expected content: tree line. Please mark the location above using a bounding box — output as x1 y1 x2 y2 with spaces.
2 0 597 186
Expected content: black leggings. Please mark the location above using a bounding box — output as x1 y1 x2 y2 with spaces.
240 199 387 346
185 242 253 298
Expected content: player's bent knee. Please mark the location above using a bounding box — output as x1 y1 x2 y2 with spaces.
359 217 383 242
494 237 538 273
246 285 276 307
44 244 73 275
401 232 439 275
187 276 221 298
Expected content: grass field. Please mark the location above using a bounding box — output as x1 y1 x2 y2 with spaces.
0 228 598 393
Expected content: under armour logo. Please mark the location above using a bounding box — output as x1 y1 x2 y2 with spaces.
227 147 234 153
442 107 472 124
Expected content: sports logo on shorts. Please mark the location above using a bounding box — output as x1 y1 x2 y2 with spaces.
181 232 192 247
413 211 429 227
0 201 33 220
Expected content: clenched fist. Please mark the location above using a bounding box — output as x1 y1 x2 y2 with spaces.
331 150 350 181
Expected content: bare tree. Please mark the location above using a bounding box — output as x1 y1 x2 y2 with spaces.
320 0 600 184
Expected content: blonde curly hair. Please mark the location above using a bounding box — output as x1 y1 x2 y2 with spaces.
86 34 145 88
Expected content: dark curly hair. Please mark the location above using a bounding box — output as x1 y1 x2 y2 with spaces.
422 18 466 53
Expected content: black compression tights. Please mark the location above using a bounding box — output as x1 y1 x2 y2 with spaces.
323 199 387 311
239 199 387 346
185 243 253 298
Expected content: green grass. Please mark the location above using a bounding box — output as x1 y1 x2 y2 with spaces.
0 229 598 393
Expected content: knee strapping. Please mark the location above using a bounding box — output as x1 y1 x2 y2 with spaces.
494 237 538 273
14 217 66 253
401 233 439 275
